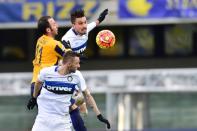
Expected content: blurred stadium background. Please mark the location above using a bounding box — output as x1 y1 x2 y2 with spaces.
0 0 197 131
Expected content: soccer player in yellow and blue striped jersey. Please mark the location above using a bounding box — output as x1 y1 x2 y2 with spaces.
31 16 70 95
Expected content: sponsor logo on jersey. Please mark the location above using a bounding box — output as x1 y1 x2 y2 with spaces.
46 85 72 92
43 81 76 94
67 76 73 82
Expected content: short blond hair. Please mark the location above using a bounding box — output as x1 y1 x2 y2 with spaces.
62 51 80 64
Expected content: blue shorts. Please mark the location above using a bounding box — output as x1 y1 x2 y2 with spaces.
70 108 87 131
70 98 75 105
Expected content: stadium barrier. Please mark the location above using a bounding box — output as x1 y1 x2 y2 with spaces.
1 68 197 130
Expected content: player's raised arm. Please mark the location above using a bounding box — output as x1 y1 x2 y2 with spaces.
82 88 111 129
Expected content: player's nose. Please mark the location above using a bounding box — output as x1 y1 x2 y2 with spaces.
83 23 87 28
56 23 59 28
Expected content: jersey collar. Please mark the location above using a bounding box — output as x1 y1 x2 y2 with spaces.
72 28 87 36
72 28 79 36
42 34 54 40
55 66 58 72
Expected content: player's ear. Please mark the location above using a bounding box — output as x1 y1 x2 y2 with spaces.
46 27 51 33
72 23 75 28
67 61 72 67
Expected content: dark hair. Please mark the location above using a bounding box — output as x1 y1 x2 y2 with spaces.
70 9 85 24
37 16 52 35
62 51 80 64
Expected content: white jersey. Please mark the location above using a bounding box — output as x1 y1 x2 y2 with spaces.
32 66 87 131
37 66 87 117
61 22 96 53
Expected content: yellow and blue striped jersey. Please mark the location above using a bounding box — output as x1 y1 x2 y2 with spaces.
32 35 69 83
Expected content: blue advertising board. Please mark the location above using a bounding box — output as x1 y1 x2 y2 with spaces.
0 0 99 23
119 0 197 18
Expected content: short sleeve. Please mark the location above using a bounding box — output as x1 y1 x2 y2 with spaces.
54 41 67 58
56 41 65 50
76 70 87 91
61 33 67 42
37 68 46 82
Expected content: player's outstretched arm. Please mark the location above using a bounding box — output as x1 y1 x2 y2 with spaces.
96 9 108 25
83 88 111 129
27 80 43 110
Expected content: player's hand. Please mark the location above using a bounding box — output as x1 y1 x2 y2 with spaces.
27 97 37 110
62 40 71 49
97 114 111 129
97 9 108 23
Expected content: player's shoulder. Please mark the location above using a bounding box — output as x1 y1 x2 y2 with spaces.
40 66 57 74
75 70 82 74
54 40 61 45
36 35 45 44
69 70 79 76
62 28 74 40
48 39 61 47
49 37 60 44
72 70 84 77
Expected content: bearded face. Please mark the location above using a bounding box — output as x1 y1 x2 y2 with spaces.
72 16 87 35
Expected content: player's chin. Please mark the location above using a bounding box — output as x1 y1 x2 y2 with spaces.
70 69 76 73
80 30 86 35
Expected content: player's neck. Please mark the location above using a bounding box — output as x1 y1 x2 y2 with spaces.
72 28 84 36
46 33 55 39
57 66 69 76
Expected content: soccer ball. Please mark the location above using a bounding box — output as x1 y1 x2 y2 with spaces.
96 30 116 49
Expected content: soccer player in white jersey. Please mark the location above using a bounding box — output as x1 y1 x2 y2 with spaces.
61 8 108 53
61 9 108 131
27 51 110 131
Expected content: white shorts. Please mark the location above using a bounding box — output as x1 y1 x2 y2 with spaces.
32 114 72 131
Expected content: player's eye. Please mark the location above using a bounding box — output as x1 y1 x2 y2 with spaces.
78 22 83 25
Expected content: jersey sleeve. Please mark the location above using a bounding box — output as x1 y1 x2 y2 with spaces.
61 28 71 43
61 33 67 42
87 22 96 34
54 41 70 57
76 70 87 91
37 68 46 82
